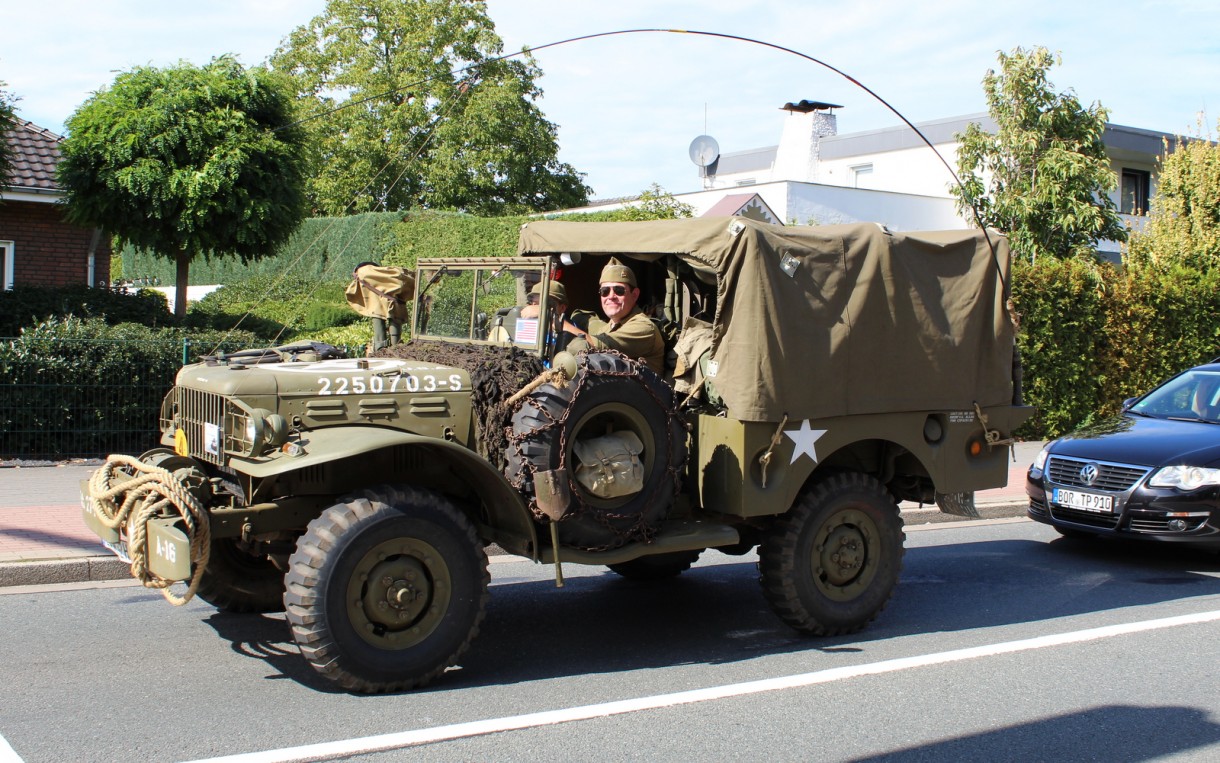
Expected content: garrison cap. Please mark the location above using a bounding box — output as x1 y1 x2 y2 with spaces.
530 280 568 304
599 257 637 288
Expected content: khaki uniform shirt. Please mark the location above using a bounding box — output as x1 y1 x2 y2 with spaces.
586 308 666 374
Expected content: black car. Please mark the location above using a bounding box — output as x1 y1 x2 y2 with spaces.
1027 361 1220 546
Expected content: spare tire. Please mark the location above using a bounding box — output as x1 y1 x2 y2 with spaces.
506 351 686 550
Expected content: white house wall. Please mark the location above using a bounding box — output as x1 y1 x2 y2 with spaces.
673 181 962 230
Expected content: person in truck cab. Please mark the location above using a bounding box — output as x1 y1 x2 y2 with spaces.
563 258 665 374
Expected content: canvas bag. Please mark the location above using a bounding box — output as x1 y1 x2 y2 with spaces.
572 431 645 499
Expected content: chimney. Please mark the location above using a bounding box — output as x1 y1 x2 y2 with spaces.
772 100 841 182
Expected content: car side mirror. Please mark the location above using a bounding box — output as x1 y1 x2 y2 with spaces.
1121 397 1137 410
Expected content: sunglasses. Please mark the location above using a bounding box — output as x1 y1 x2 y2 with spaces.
599 285 628 297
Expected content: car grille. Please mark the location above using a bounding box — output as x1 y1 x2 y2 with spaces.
1046 456 1150 491
162 387 228 466
1049 506 1121 529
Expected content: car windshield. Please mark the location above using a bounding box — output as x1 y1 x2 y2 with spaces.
1129 369 1220 424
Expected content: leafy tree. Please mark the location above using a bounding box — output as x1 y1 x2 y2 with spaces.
1126 124 1220 269
562 184 695 222
0 80 18 191
58 57 309 317
271 0 589 216
951 46 1127 264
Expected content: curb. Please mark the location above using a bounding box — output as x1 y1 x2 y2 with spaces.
0 500 1030 589
0 556 131 588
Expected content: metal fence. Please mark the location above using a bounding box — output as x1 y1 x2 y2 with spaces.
1 337 254 461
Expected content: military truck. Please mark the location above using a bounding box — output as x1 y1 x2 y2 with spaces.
82 217 1031 693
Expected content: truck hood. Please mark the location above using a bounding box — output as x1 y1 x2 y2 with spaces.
175 356 471 397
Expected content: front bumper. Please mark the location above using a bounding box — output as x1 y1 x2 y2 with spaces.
1026 470 1220 545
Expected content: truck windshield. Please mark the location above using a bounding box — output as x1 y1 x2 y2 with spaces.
413 262 547 352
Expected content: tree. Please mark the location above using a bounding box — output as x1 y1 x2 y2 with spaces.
271 0 589 216
1126 124 1220 269
0 80 18 192
58 57 309 317
570 184 694 221
951 46 1127 264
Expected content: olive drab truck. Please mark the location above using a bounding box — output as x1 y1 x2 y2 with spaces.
81 217 1032 693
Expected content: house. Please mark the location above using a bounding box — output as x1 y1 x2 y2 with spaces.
0 119 108 290
572 100 1173 262
679 100 1170 260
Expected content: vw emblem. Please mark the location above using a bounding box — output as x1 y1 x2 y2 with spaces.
1079 463 1100 486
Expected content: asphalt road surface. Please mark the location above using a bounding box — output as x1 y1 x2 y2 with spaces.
3 517 1220 763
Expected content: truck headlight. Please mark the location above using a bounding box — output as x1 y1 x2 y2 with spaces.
227 404 289 457
1148 465 1220 491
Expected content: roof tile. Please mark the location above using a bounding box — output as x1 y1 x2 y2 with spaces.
3 119 63 192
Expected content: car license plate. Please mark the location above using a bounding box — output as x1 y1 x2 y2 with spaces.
1052 488 1113 513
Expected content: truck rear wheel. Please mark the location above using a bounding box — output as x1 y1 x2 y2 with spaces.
196 537 286 613
758 473 904 635
607 549 703 581
283 485 489 693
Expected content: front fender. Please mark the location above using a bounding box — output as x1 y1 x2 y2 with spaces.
230 427 539 559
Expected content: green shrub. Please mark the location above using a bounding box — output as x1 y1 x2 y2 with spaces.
1011 257 1109 438
0 317 263 458
0 284 173 336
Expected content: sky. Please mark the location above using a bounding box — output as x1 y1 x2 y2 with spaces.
3 0 1218 201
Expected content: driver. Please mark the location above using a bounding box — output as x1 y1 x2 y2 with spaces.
564 258 665 374
1191 376 1220 419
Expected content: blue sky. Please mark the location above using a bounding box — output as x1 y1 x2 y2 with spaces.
3 1 1217 200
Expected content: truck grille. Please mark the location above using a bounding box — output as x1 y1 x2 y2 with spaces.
1046 456 1149 492
162 387 228 466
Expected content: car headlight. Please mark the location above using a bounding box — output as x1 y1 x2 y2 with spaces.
1032 446 1050 471
1148 465 1220 490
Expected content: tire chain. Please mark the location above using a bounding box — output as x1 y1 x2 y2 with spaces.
505 349 690 551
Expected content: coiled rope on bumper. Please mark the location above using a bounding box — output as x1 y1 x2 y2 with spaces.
86 455 211 605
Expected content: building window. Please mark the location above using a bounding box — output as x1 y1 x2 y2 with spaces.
851 163 875 189
1121 169 1151 215
1 241 13 291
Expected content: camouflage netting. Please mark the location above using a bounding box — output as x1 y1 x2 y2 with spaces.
374 341 545 466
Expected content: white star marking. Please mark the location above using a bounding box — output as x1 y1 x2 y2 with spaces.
784 419 828 464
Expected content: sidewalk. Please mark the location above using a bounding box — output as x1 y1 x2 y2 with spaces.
0 442 1040 588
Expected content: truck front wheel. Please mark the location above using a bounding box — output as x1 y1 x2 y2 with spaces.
284 486 489 693
758 473 904 635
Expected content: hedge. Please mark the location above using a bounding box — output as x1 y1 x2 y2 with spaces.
0 317 264 459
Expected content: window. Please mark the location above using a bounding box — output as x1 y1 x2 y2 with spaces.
1 241 13 291
1121 169 1151 215
851 163 875 189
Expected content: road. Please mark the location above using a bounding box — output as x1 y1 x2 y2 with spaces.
3 517 1220 762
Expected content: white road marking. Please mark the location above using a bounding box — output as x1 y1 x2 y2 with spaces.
0 734 22 763
183 608 1220 763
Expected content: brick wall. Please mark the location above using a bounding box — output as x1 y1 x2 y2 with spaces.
0 199 109 287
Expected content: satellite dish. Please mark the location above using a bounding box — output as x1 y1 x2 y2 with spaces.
689 134 720 167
